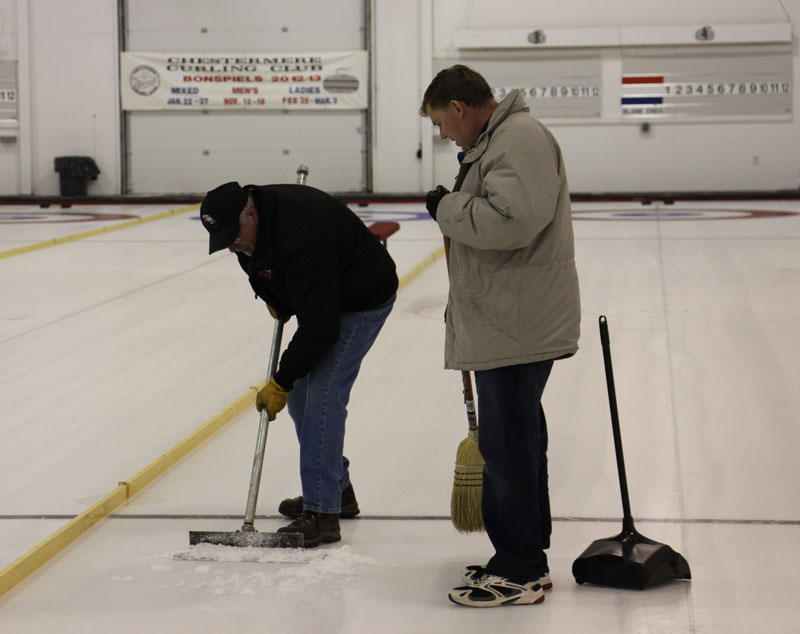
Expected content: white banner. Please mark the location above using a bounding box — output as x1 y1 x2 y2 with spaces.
120 51 368 111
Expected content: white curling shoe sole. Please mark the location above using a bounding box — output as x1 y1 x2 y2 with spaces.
448 574 545 608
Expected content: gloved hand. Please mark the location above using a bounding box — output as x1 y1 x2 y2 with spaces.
267 304 278 319
256 377 291 421
426 185 449 221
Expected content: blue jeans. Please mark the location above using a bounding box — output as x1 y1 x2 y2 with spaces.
475 359 554 580
286 295 395 514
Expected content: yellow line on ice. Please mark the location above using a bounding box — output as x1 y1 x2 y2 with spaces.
0 203 200 260
398 245 445 290
0 241 445 599
0 387 256 599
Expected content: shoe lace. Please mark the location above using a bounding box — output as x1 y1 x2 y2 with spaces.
473 573 500 586
286 511 317 529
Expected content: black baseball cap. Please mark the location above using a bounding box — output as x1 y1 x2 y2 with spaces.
200 182 249 254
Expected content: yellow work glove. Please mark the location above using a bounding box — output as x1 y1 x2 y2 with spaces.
267 304 278 319
256 377 290 421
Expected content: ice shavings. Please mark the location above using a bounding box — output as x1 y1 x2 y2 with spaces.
150 543 388 596
170 542 382 567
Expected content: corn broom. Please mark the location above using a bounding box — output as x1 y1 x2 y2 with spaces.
451 369 485 532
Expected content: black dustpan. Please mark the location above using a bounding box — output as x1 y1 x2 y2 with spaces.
572 316 691 590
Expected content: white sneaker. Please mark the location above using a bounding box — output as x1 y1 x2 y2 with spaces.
449 573 545 608
462 564 552 590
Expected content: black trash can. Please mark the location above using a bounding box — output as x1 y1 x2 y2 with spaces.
54 156 101 196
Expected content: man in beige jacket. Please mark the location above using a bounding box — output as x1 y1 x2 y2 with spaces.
421 65 581 607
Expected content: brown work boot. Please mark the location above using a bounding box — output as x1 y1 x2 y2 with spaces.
278 483 360 519
277 511 341 548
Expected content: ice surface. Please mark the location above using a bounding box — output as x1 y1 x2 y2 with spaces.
1 200 799 634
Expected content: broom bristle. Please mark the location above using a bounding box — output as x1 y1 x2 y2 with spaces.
451 432 485 533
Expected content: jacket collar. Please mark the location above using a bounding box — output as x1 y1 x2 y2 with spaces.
460 90 530 164
239 186 276 276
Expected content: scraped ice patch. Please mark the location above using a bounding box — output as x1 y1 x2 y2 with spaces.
172 543 313 563
170 542 382 568
160 543 387 595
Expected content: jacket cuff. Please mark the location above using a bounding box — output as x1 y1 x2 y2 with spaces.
272 369 294 391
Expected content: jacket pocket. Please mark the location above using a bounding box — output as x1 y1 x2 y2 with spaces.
459 268 520 340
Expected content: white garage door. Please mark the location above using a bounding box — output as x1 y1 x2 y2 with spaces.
122 0 369 195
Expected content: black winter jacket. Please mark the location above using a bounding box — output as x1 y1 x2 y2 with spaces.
236 184 398 389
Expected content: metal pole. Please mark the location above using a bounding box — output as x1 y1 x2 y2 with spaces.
241 317 285 531
363 0 373 192
241 163 308 530
117 0 129 194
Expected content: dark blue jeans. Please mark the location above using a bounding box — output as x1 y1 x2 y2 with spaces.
475 359 554 580
287 294 395 514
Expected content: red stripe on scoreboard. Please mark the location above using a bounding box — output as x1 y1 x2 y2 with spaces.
622 76 665 84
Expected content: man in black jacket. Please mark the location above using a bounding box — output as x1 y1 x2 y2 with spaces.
200 182 398 546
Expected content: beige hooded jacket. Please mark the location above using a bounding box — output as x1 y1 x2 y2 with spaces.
436 90 581 370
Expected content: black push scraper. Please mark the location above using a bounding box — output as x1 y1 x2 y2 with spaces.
189 316 302 549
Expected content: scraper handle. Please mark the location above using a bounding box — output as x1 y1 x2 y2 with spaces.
240 164 308 532
242 317 285 531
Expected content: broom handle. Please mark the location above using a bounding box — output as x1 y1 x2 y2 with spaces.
443 236 478 433
462 370 478 432
599 315 634 529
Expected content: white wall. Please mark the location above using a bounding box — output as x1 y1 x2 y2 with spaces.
4 0 800 196
371 0 425 193
3 0 119 195
0 0 19 193
27 0 120 195
423 0 800 193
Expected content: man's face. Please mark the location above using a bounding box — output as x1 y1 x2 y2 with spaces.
229 206 258 257
426 101 477 150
